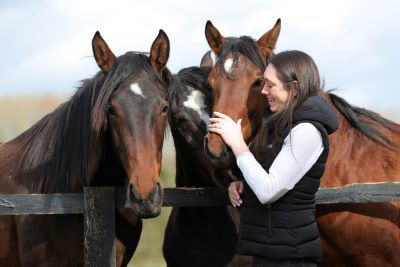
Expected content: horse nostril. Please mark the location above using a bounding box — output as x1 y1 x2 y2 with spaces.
204 135 209 150
222 143 228 155
129 184 142 203
150 181 161 202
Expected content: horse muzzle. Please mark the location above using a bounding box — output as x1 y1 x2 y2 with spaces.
204 133 235 168
127 181 163 218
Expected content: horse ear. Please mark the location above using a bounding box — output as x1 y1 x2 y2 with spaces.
150 29 170 76
205 21 224 55
200 50 216 71
92 31 116 72
256 19 281 58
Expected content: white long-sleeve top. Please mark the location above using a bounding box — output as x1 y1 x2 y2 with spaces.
236 123 324 204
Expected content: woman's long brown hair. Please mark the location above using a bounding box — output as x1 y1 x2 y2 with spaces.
251 50 322 162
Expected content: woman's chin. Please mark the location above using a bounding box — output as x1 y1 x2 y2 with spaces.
269 106 277 112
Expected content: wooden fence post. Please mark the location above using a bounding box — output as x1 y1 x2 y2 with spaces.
84 187 116 267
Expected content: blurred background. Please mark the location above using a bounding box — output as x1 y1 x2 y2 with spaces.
0 0 398 266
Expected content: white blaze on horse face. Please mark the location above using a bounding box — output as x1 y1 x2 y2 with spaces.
210 51 217 67
183 88 209 124
130 83 145 99
224 57 234 74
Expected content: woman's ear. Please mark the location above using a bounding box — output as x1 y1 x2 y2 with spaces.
293 80 299 97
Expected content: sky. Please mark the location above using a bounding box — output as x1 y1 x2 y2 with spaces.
0 0 399 112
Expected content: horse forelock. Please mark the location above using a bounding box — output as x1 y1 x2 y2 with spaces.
92 52 167 131
16 52 169 193
216 36 266 75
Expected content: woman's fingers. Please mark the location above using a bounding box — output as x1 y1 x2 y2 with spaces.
209 118 227 132
210 122 223 128
229 192 241 207
228 181 244 207
209 117 224 122
213 111 232 121
208 127 223 135
232 189 240 200
229 182 240 196
209 118 227 126
228 185 243 207
230 196 242 207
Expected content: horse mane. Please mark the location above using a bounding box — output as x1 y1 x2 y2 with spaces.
15 52 164 193
217 36 266 74
328 91 399 149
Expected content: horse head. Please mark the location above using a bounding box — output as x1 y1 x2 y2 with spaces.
169 67 211 151
203 19 281 168
92 30 171 218
168 66 242 188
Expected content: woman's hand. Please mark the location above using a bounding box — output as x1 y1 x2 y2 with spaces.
228 181 244 207
209 111 249 156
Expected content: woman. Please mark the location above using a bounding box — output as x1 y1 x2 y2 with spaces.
209 50 338 266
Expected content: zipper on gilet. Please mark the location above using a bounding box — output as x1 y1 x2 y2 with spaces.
267 204 272 238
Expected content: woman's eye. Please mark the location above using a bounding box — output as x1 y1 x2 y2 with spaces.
266 83 273 88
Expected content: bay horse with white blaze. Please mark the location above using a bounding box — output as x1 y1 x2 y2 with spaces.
163 66 252 267
0 30 171 266
203 19 400 266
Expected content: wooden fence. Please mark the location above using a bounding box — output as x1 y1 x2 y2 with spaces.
1 183 400 266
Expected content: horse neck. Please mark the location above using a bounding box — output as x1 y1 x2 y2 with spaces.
90 135 127 188
172 138 240 234
173 137 217 187
322 97 400 187
12 91 106 193
0 136 31 193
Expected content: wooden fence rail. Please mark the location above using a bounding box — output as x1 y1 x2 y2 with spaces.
0 182 399 266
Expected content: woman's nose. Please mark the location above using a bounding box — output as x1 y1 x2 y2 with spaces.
261 85 269 95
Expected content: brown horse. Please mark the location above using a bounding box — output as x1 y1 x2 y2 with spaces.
203 19 280 168
316 93 400 266
203 20 400 266
0 30 171 266
163 66 251 267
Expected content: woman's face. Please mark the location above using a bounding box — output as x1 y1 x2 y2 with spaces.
261 64 290 112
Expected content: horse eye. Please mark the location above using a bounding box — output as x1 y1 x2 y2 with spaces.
162 105 169 115
252 79 264 89
107 104 116 116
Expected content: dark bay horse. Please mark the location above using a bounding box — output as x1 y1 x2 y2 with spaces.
163 66 252 267
0 30 171 266
203 20 400 266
